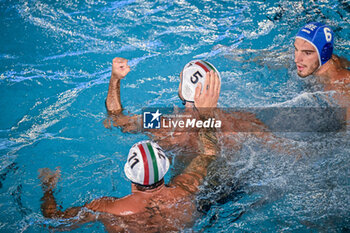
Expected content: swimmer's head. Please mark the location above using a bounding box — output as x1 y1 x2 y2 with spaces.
124 141 169 186
294 22 334 77
179 60 221 104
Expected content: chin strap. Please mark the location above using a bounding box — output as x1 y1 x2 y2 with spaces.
178 92 187 105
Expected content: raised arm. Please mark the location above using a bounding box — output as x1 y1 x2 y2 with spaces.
104 57 141 132
184 69 220 177
193 70 303 156
170 126 218 194
171 70 220 193
106 57 130 114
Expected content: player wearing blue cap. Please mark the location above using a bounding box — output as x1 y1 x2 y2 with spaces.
294 22 350 122
294 22 349 79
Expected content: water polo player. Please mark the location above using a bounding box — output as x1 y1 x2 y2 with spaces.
294 22 334 78
104 57 222 151
294 22 349 79
39 130 218 232
178 60 221 107
104 57 297 153
294 22 350 122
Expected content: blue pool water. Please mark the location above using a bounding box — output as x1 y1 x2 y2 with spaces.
1 0 350 232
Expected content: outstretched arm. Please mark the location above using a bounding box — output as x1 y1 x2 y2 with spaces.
39 168 125 232
192 71 303 156
39 168 98 228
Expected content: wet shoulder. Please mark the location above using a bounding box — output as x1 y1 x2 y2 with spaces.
86 195 147 216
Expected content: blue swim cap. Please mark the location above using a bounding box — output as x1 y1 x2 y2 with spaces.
296 22 334 67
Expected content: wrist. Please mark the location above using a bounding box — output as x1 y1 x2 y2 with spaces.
111 72 124 80
110 76 121 85
196 107 215 119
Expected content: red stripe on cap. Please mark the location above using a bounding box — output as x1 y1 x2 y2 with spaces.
138 144 149 185
195 61 210 73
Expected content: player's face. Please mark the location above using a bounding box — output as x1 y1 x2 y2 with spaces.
294 38 320 78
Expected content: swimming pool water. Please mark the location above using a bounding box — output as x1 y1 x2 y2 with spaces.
1 0 349 232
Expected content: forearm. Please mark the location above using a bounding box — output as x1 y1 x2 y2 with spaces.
41 189 83 219
172 128 218 193
39 168 97 229
106 76 122 114
184 128 218 178
41 189 61 218
105 73 142 132
183 152 216 179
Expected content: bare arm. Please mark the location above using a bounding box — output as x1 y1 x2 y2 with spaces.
106 58 129 113
217 109 305 156
39 168 98 228
335 54 350 69
193 71 301 156
171 70 220 193
170 127 218 194
105 57 141 132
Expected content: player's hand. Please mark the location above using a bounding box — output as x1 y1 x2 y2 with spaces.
111 57 130 79
38 167 61 191
194 70 221 109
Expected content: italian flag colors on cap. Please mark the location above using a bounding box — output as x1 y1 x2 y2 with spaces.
180 60 221 102
124 141 170 185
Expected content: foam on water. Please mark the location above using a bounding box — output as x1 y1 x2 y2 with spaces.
0 0 349 232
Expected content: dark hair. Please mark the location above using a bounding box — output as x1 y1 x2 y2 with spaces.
133 179 164 191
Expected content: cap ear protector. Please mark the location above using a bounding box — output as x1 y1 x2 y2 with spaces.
180 60 221 103
124 141 169 186
296 22 334 68
320 42 333 64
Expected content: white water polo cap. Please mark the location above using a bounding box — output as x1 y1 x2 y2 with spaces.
124 141 170 186
180 60 221 102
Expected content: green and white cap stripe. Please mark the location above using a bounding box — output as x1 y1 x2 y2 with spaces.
124 140 169 186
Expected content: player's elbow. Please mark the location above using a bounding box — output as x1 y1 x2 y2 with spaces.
106 104 122 115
